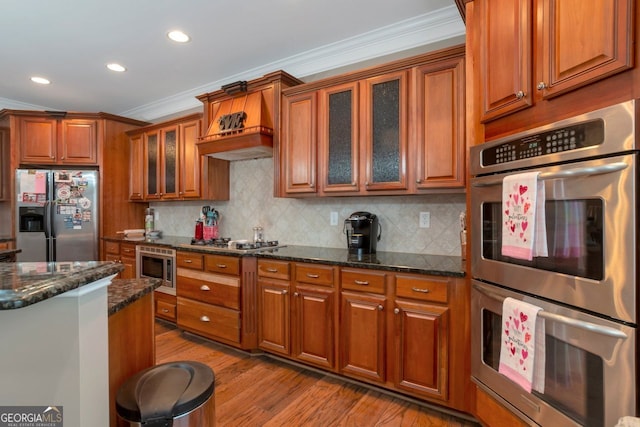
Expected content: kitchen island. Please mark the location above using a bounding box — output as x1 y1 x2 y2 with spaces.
0 261 123 427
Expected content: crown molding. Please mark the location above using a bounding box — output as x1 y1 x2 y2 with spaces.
0 97 53 112
121 5 465 122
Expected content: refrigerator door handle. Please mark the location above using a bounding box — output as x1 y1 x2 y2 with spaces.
43 201 51 238
50 200 57 238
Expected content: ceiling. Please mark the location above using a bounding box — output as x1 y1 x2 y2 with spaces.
0 0 465 122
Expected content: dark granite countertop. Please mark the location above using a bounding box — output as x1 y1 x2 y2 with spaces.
0 261 124 310
108 278 162 316
102 235 464 277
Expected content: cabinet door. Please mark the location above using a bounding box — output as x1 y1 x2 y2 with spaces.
258 279 291 356
119 244 137 279
318 82 359 193
160 126 179 199
340 291 386 383
19 117 57 164
143 130 161 200
361 71 409 191
478 0 532 122
104 253 122 279
179 119 201 198
394 300 449 401
536 0 634 98
282 92 317 194
293 284 335 370
129 134 144 200
0 128 7 201
59 120 98 164
413 57 465 190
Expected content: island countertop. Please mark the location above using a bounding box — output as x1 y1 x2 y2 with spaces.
108 278 162 315
0 261 124 310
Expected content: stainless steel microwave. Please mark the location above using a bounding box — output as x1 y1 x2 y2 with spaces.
136 245 176 295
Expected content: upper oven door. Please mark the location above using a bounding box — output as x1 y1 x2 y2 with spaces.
471 153 637 323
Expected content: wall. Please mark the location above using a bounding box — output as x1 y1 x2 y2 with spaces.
152 158 465 256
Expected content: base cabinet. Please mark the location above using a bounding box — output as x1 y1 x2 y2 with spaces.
154 291 177 322
103 240 136 279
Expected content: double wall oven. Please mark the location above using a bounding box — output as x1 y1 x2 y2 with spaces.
470 100 638 426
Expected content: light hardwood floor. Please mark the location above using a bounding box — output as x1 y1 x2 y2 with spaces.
155 320 479 426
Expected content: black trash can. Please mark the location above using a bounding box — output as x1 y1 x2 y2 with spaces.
116 361 215 427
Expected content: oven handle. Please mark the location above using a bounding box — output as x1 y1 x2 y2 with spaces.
471 161 628 187
473 284 628 339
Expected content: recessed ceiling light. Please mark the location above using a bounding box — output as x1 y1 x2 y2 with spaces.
167 30 190 43
31 76 50 85
106 63 127 72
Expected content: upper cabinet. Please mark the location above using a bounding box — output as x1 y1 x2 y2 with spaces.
18 116 98 165
128 113 229 202
478 0 634 122
280 45 466 198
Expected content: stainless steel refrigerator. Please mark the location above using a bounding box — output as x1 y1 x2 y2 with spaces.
16 169 99 262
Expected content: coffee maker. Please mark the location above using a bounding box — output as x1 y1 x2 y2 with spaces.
344 211 381 254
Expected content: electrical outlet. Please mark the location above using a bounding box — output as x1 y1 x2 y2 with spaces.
419 211 430 228
330 211 339 226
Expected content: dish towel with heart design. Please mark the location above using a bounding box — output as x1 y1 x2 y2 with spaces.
498 297 546 393
502 171 548 260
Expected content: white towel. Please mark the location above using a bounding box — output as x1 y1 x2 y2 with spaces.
502 172 548 260
498 297 546 393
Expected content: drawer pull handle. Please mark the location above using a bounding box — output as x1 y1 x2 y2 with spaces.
306 273 319 279
216 264 227 268
412 287 430 293
355 280 369 286
185 259 193 263
161 308 169 313
123 249 133 253
200 316 210 322
200 285 210 291
266 268 278 273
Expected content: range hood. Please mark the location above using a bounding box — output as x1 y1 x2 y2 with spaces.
196 71 303 162
197 88 275 161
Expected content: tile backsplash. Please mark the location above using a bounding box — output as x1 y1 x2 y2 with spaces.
152 158 466 256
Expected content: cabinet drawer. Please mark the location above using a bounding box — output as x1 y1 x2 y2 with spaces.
395 275 449 304
177 297 240 343
177 268 240 309
177 252 204 270
296 263 334 287
105 241 120 255
258 260 291 280
205 254 240 275
341 269 386 294
120 243 137 257
155 299 177 321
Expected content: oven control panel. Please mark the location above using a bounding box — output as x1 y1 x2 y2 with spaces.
481 119 604 166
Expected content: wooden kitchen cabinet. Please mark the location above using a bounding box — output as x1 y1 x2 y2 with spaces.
177 251 252 348
412 56 465 190
154 291 177 323
477 0 634 122
280 45 465 197
103 240 136 279
18 116 98 165
258 261 338 371
281 92 317 195
339 268 388 384
0 127 7 201
129 113 229 202
393 275 451 401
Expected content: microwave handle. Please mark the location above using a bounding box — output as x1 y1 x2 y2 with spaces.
473 284 628 340
471 161 628 187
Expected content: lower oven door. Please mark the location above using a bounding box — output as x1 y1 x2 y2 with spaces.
471 280 636 427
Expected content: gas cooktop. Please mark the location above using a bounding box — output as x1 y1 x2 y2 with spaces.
178 238 284 254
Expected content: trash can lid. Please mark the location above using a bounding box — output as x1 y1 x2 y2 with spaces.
116 361 215 424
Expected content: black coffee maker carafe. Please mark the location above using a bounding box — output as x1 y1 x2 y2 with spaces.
344 211 381 254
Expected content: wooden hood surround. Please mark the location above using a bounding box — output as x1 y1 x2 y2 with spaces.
196 71 302 161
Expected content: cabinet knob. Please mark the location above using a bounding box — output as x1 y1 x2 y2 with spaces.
394 308 400 314
160 193 164 196
200 316 210 322
515 90 526 99
200 285 210 291
377 305 384 311
282 290 288 295
294 292 299 297
416 179 421 184
537 82 547 90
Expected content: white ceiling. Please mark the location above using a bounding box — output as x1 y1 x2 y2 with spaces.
0 0 464 122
